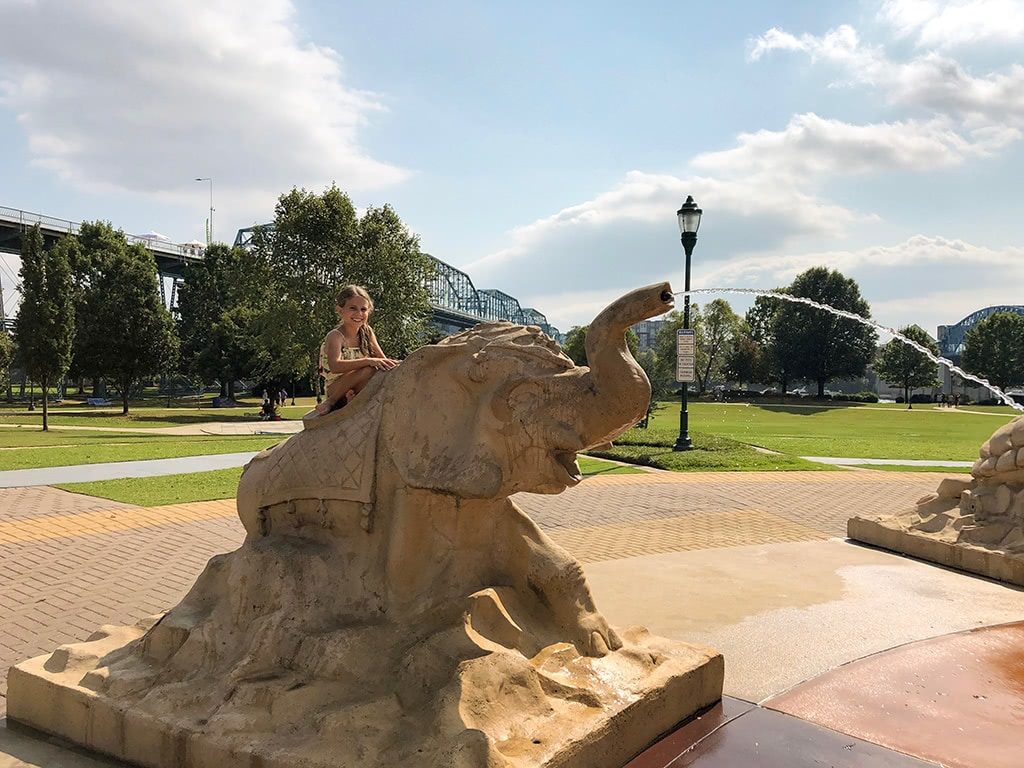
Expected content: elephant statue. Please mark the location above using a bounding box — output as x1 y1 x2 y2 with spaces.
9 283 723 768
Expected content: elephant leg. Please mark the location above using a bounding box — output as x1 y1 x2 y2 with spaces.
500 501 621 657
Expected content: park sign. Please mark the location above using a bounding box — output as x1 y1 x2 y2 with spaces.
676 328 696 383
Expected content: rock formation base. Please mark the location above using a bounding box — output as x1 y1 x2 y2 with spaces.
849 472 1024 587
9 607 721 768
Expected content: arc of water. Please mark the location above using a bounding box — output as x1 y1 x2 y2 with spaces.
677 287 1024 414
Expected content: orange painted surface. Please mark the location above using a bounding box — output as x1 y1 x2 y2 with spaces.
767 621 1024 768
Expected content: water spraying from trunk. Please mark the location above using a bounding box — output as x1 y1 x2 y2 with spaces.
675 287 1024 414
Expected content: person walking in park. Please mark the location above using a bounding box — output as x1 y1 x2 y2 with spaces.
308 285 399 417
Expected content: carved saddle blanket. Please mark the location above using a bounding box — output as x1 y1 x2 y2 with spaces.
245 380 384 510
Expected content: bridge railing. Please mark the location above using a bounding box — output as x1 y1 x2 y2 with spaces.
0 205 198 260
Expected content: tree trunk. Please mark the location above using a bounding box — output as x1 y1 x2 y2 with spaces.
78 378 85 394
227 378 236 401
906 385 912 409
41 374 49 431
290 380 296 406
19 372 26 398
817 378 826 397
220 380 227 398
122 377 130 415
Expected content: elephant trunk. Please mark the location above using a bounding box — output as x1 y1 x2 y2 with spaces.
571 282 674 448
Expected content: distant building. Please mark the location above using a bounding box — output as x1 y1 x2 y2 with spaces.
632 319 665 353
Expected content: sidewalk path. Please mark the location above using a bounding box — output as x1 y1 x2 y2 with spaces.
0 452 260 488
3 470 1024 766
800 456 974 468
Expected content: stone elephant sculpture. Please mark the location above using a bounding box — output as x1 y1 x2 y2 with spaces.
233 281 674 657
9 282 724 768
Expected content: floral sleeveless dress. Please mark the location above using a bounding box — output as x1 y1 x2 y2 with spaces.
319 332 365 390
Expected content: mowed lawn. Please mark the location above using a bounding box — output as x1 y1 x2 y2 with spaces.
56 456 642 505
0 429 285 470
0 402 313 430
622 401 1016 461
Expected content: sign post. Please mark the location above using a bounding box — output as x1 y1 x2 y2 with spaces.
676 328 695 383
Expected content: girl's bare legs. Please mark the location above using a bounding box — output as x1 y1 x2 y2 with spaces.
312 367 378 416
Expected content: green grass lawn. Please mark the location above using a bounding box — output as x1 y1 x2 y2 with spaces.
56 467 248 506
58 456 638 505
588 432 824 472
0 432 285 470
0 403 313 429
621 401 1014 462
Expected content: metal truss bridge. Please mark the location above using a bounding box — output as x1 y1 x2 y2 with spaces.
0 206 203 320
235 225 561 340
937 305 1024 360
0 206 560 341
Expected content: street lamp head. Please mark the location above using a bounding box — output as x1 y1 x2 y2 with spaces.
676 195 702 235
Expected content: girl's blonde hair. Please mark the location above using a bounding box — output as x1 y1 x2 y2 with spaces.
335 284 374 355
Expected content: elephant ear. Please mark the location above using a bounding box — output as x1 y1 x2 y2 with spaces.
380 343 518 498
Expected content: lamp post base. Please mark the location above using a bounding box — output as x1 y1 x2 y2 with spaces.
673 435 693 451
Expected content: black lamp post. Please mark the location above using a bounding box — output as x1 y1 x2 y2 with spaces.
673 195 702 452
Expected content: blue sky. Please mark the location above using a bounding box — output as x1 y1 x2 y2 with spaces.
2 0 1023 335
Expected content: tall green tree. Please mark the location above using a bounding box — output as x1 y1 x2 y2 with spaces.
561 325 638 367
744 292 796 391
79 241 178 414
562 326 588 366
15 226 74 430
69 221 123 393
252 187 434 393
962 311 1024 391
694 299 742 394
177 244 262 399
772 268 877 397
723 332 763 388
874 325 940 409
0 331 13 402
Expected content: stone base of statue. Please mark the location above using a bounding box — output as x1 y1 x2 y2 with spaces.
7 285 724 767
8 578 722 768
849 417 1024 587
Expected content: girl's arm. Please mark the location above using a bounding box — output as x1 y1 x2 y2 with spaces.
368 327 400 365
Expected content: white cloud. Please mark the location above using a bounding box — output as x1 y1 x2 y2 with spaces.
692 113 991 181
464 170 862 285
697 235 1024 288
879 0 1024 48
749 22 1024 128
748 24 881 71
0 0 406 215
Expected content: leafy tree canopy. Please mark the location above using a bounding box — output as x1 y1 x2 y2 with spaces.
14 226 74 429
79 241 177 414
561 325 638 367
962 311 1024 391
772 267 877 397
874 325 939 408
252 186 434 391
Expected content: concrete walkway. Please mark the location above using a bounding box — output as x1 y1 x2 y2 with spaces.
4 470 1022 766
0 452 260 488
0 450 976 490
801 455 974 468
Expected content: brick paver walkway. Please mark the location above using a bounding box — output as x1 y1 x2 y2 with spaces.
0 470 942 714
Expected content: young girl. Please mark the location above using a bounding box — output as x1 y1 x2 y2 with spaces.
311 285 399 416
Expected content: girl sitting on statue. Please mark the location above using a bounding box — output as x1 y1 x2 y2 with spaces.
308 285 400 418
